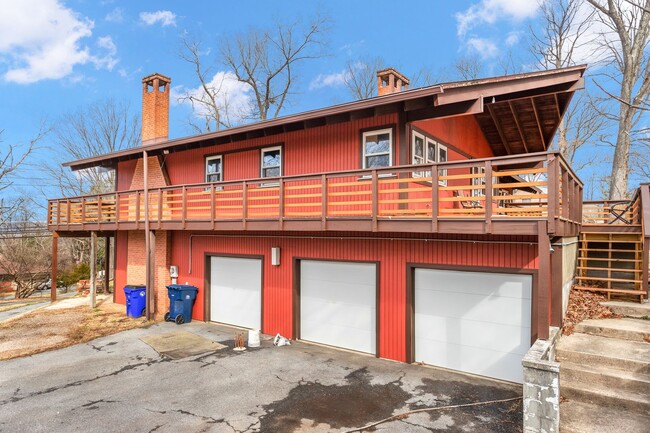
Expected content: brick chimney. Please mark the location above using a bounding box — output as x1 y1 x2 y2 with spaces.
141 73 171 144
377 68 409 96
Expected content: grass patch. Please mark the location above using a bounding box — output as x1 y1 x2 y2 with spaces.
0 299 151 361
0 303 30 313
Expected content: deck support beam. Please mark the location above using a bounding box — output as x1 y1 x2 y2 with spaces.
537 222 551 340
51 232 58 303
90 231 97 308
104 236 111 295
144 150 155 320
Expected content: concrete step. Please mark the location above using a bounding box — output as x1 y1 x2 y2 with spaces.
560 378 650 415
560 400 650 433
556 333 650 374
601 300 650 318
560 361 650 395
574 317 650 342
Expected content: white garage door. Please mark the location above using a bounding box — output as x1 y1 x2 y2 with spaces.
210 256 262 330
300 260 376 354
414 268 532 383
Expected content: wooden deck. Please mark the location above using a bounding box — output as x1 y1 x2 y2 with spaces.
47 151 583 236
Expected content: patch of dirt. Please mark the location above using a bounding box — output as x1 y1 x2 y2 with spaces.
562 287 620 335
0 299 150 361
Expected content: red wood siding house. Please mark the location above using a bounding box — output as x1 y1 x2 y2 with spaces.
48 67 589 383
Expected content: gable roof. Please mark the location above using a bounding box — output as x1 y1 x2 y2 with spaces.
64 65 586 171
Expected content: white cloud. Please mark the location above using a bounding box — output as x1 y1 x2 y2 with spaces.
456 0 540 37
105 7 124 23
139 10 176 27
466 38 499 59
309 70 350 90
93 36 118 70
0 0 117 84
172 71 253 125
505 31 520 47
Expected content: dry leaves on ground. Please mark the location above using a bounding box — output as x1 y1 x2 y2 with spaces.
0 299 151 361
562 287 619 335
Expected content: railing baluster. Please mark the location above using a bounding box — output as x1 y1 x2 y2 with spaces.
210 185 215 230
371 170 378 232
134 192 140 229
484 161 493 233
431 164 438 232
547 155 558 235
321 174 327 230
157 189 162 229
242 181 248 230
181 186 187 229
278 178 284 230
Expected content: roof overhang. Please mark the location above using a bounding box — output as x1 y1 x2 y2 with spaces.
64 65 586 171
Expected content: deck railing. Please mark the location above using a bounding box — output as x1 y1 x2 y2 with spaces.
582 191 643 226
47 151 582 233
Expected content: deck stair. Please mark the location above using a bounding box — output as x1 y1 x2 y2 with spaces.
574 232 646 302
557 301 650 432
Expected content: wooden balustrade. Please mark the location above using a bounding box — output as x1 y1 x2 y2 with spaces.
47 151 583 235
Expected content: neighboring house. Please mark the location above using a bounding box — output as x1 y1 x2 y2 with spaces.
46 66 649 384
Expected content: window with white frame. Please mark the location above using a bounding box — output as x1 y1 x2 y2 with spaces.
261 146 282 178
205 155 223 183
411 131 448 185
362 128 392 169
471 166 486 197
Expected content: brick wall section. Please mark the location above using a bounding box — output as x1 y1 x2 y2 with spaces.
126 230 171 318
141 74 170 144
126 154 172 318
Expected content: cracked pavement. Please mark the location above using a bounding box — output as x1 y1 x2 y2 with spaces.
0 322 522 432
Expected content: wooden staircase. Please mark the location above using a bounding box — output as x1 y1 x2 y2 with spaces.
578 185 649 303
576 232 645 301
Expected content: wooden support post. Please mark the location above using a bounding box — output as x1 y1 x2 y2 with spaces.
147 230 156 318
550 239 563 327
104 236 110 295
51 232 58 303
537 221 551 340
143 150 154 319
90 231 97 308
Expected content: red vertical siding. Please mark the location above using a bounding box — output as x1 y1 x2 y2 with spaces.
169 232 538 362
413 115 493 158
117 160 137 191
163 114 399 185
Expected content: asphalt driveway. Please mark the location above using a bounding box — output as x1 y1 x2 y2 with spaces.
0 322 522 433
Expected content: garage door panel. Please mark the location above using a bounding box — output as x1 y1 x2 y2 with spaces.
301 261 375 286
300 260 376 354
414 268 532 383
301 298 375 330
210 257 262 330
416 316 531 354
415 290 531 327
416 269 532 299
415 339 526 382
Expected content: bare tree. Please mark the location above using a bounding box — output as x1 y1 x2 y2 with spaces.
0 125 49 224
220 14 329 121
529 0 606 181
453 55 484 80
587 0 650 199
178 34 234 132
47 99 140 198
342 57 385 100
0 201 51 299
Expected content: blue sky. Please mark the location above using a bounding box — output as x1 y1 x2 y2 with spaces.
1 0 604 201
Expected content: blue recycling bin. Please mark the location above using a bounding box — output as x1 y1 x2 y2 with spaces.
124 285 146 318
165 284 199 324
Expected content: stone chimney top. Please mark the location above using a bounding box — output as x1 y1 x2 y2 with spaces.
377 68 410 96
142 73 171 144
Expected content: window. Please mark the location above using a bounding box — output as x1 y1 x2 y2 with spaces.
261 146 282 178
471 166 486 197
205 155 223 183
362 128 393 169
411 131 448 185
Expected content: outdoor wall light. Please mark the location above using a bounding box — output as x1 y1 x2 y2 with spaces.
271 247 280 266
